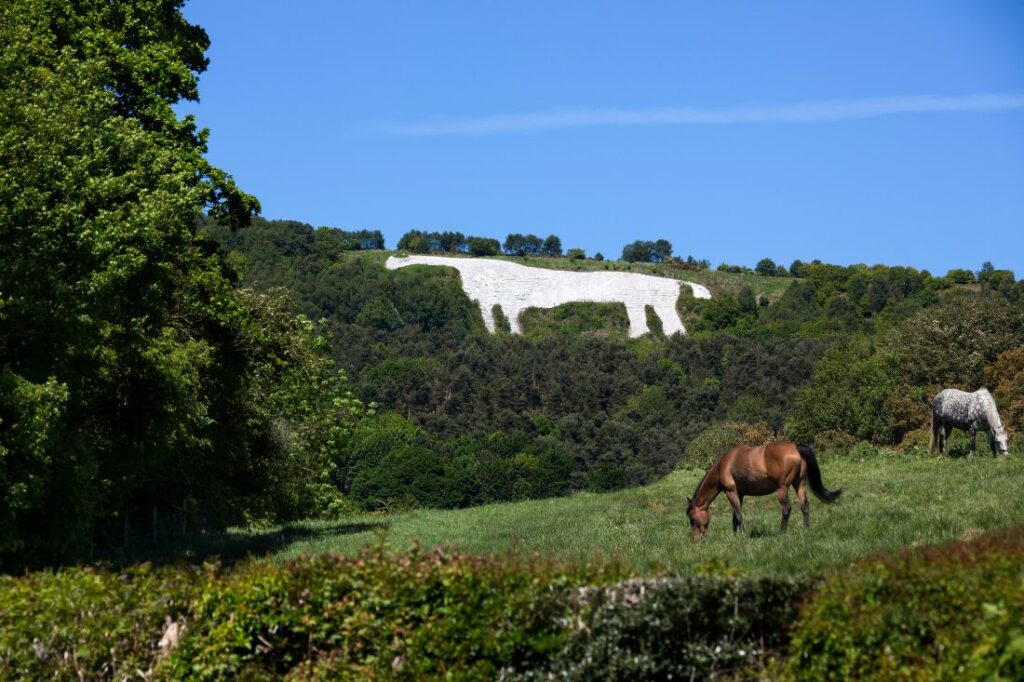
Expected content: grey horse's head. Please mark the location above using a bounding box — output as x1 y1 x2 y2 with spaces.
993 426 1010 455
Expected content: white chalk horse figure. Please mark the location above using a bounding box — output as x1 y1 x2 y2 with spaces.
930 388 1009 456
385 255 711 337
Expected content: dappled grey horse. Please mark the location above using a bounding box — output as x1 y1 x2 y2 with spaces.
929 388 1009 456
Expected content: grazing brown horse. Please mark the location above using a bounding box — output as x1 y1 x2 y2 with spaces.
687 441 841 539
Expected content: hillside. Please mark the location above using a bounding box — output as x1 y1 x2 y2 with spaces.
195 217 1024 519
216 446 1024 575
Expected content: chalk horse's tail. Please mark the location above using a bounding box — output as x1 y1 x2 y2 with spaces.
796 443 842 503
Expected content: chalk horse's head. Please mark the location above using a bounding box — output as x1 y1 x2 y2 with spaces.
385 255 416 271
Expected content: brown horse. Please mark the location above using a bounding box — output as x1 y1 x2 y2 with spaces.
686 441 841 539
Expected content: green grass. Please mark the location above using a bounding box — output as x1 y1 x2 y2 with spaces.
224 451 1024 576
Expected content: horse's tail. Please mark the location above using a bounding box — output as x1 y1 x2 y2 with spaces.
796 443 842 503
928 410 937 454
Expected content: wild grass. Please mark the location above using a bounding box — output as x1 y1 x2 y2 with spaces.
224 450 1024 576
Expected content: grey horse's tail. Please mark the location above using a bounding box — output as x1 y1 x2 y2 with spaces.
796 444 842 503
929 410 936 454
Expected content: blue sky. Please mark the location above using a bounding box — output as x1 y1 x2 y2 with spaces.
179 1 1024 275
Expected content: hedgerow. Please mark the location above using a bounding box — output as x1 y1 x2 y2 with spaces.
3 529 1024 680
780 526 1024 680
166 545 625 680
0 562 210 680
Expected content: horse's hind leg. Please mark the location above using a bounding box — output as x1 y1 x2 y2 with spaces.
795 480 809 529
725 490 744 533
777 487 792 533
969 425 977 457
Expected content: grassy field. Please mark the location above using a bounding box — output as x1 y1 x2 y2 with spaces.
221 450 1024 576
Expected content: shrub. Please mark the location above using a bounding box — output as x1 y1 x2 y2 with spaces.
985 346 1024 437
780 527 1024 680
518 576 810 681
167 546 625 680
0 563 209 680
683 421 775 469
812 429 858 455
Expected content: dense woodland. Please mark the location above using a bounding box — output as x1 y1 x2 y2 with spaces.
3 0 1024 573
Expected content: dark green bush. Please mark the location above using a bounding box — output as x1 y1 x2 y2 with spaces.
0 562 209 680
683 421 775 469
166 546 625 680
781 527 1024 680
518 576 810 681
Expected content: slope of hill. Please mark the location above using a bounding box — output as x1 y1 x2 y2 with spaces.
224 447 1024 575
199 217 1024 517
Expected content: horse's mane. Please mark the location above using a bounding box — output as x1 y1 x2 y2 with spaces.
979 388 1005 429
690 457 719 505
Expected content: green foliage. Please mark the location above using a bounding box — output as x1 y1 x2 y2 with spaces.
467 236 501 256
884 293 1024 389
0 1 368 568
166 547 625 680
503 233 545 256
621 239 673 263
520 576 809 681
0 372 69 558
782 527 1024 680
811 429 859 455
0 562 210 680
986 347 1024 436
683 421 776 469
786 341 899 444
946 267 976 284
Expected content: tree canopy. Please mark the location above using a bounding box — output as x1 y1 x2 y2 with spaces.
0 0 362 568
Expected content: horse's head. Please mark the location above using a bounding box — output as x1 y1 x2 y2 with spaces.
385 255 415 270
687 499 709 539
994 427 1010 455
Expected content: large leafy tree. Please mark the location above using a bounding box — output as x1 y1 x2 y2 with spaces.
0 0 358 568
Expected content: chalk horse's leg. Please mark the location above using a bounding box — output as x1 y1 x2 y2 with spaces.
625 305 648 338
479 302 497 333
506 307 523 334
654 304 685 336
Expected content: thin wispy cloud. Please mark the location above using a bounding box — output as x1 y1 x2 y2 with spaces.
385 93 1024 136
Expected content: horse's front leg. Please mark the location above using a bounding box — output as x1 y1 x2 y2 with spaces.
777 487 792 533
724 490 744 533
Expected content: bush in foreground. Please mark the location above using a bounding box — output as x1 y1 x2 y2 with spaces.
781 527 1024 680
3 529 1024 679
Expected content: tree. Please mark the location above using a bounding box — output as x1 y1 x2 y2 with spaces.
653 239 673 263
567 248 586 260
467 236 500 257
542 234 563 257
0 0 359 567
397 230 430 253
622 241 653 263
946 268 976 284
790 260 806 278
737 286 758 316
756 258 779 277
503 233 543 256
